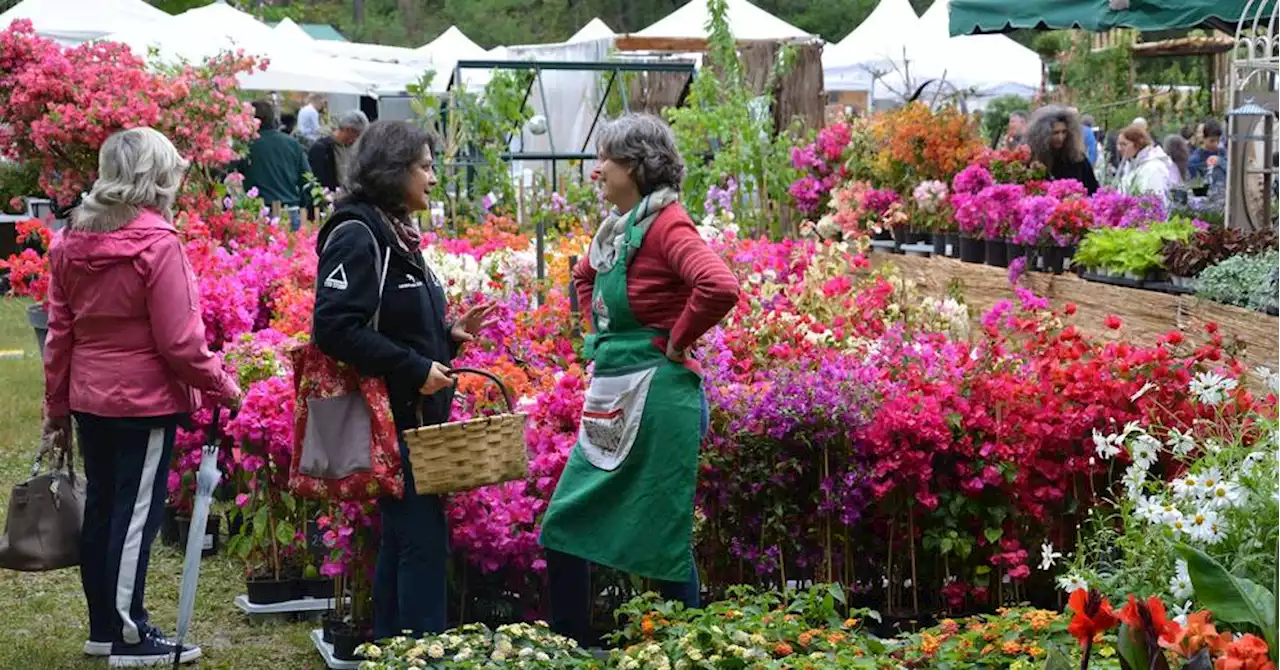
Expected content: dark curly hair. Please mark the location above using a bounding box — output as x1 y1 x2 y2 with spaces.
346 120 439 215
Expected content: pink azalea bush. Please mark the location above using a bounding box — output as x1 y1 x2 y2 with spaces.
0 20 260 205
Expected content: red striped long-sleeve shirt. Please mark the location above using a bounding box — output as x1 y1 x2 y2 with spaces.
573 203 740 353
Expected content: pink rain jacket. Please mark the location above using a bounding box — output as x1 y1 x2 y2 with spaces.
43 209 239 419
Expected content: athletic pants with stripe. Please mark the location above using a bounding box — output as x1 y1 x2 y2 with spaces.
74 413 179 645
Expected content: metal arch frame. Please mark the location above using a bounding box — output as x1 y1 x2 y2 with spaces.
441 58 697 296
1225 0 1279 230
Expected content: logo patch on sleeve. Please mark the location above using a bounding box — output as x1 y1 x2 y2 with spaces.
323 263 349 290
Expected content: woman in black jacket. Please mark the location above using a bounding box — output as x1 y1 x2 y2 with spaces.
311 120 494 638
1027 105 1100 194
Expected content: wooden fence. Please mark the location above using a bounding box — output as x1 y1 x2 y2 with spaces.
872 254 1280 376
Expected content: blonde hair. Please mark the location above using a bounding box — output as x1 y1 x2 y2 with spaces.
71 128 189 232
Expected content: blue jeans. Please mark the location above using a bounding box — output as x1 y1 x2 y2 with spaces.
288 207 302 232
373 439 449 639
546 392 708 646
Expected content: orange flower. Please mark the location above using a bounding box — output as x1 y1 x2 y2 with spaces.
921 633 943 655
1162 611 1231 658
1068 589 1120 649
774 642 794 657
1002 640 1022 655
842 618 859 629
797 632 813 647
826 632 846 645
1215 634 1274 670
981 644 996 655
640 616 654 638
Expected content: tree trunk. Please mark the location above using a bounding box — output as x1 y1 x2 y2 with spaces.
353 0 364 24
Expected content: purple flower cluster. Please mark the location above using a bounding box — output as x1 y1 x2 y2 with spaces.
1089 188 1167 229
704 178 738 215
1013 194 1057 245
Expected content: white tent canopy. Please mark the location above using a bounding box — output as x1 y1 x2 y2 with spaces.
272 17 313 45
0 0 170 43
821 0 943 92
417 25 487 59
102 1 375 95
637 0 815 41
917 0 1042 98
569 17 615 43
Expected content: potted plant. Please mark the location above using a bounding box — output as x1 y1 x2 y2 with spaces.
0 218 55 352
1162 227 1278 289
227 487 301 605
318 502 378 660
912 180 950 256
1196 250 1280 314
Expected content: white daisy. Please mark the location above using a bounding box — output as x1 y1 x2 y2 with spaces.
1130 434 1161 469
1190 371 1237 406
1093 429 1122 459
1134 496 1163 523
1167 510 1189 537
1169 560 1194 601
1130 382 1157 402
1057 573 1089 593
1187 508 1221 544
1253 365 1279 393
1122 465 1148 502
1199 468 1224 493
1166 428 1196 457
1207 480 1247 509
1039 542 1063 571
1172 475 1202 500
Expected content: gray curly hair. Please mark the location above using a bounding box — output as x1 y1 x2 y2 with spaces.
1027 105 1086 170
71 127 189 232
596 113 685 195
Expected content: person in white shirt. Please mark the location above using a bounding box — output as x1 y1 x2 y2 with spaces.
1116 124 1177 202
296 94 326 145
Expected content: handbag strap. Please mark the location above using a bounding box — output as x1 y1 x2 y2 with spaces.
322 219 392 330
32 433 76 485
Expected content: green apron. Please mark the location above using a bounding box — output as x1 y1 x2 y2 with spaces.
538 202 705 583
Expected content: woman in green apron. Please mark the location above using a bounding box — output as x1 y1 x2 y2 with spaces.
538 114 741 646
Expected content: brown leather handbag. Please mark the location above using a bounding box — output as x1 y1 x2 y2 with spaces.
0 444 85 571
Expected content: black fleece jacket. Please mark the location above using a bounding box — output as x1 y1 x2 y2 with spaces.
312 196 458 432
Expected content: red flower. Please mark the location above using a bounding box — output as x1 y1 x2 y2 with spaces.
1118 595 1182 648
1064 303 1078 316
1104 314 1123 330
1067 589 1119 649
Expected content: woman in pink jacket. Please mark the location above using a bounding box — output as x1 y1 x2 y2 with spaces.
41 128 241 668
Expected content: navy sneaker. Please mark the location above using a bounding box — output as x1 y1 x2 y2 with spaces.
108 629 201 667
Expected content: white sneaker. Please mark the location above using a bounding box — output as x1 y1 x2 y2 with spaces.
84 640 112 656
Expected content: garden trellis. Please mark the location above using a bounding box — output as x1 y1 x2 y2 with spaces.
440 58 696 290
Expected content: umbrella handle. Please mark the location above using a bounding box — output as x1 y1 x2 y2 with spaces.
205 406 238 446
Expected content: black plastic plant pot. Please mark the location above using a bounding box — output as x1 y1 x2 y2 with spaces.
892 226 909 247
331 624 373 661
161 506 182 547
246 577 295 605
932 234 947 257
912 229 932 245
958 236 984 263
297 577 335 600
984 239 1009 268
946 233 960 258
322 613 343 644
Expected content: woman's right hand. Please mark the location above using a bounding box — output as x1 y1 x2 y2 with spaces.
420 361 454 396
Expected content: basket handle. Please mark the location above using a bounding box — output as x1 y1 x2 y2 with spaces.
449 368 516 413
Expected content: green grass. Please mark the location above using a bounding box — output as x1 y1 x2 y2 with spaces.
0 299 318 668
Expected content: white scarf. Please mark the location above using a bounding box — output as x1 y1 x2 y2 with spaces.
587 187 680 273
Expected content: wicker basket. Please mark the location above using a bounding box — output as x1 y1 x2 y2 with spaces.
403 368 529 495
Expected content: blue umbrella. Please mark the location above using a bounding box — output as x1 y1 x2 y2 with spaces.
172 408 228 669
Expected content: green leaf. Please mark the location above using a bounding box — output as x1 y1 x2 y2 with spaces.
865 636 886 654
984 528 1003 543
1042 645 1073 670
275 521 296 547
1176 543 1278 660
252 506 269 543
1116 623 1149 670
